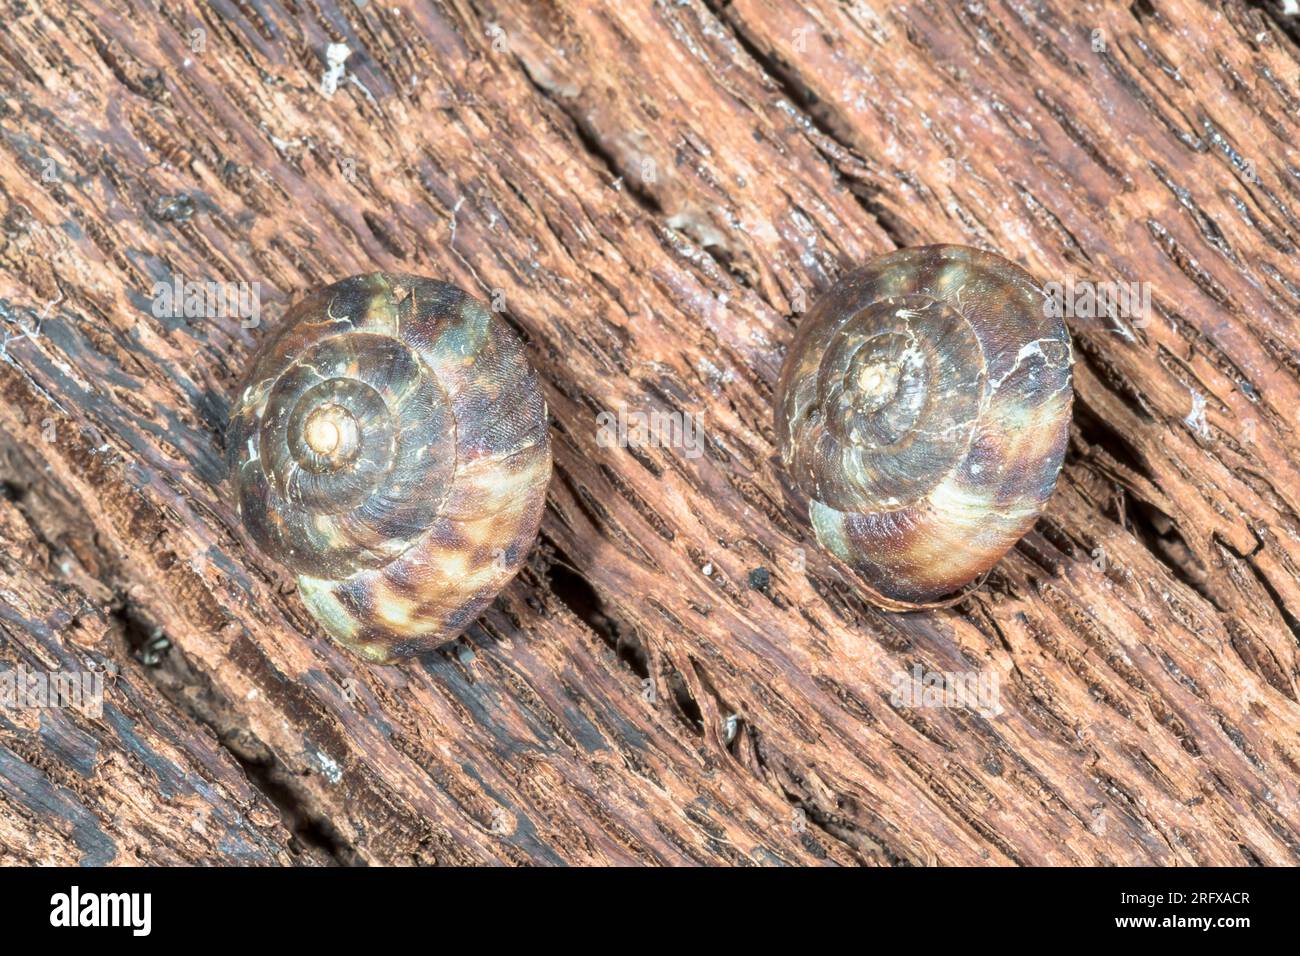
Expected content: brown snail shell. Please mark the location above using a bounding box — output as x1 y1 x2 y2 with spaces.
775 245 1073 607
228 273 551 663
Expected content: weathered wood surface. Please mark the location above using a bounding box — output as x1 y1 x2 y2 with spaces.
0 0 1298 865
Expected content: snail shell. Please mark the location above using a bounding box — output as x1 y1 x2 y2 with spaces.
228 273 551 663
775 245 1073 606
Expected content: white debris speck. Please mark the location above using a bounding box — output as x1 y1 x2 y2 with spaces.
314 749 344 785
1012 340 1047 367
696 358 735 389
702 563 713 576
348 73 378 107
1184 390 1211 440
320 43 351 98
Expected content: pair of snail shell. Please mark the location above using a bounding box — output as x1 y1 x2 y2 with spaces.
229 247 1071 663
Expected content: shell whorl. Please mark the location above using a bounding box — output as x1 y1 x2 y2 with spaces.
776 245 1073 604
229 273 551 662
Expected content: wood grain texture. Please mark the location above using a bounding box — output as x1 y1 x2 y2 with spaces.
0 0 1297 865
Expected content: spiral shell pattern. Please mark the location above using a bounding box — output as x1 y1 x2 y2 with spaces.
776 245 1072 604
228 273 551 662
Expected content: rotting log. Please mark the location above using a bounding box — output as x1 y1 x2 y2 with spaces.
0 0 1298 865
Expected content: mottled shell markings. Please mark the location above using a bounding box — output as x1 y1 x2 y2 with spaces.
228 273 552 663
775 245 1073 606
